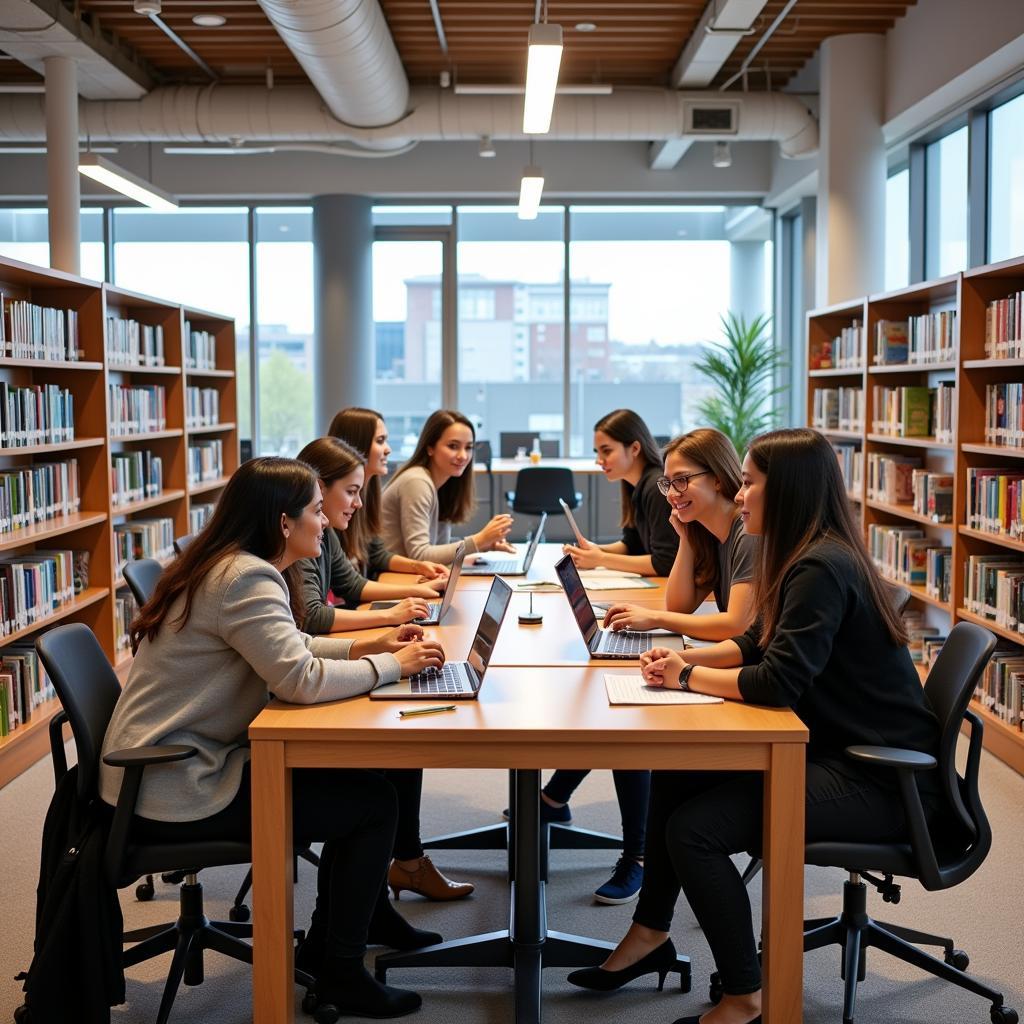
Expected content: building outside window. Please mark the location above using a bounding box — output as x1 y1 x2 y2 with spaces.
989 92 1024 264
925 126 969 278
0 207 104 280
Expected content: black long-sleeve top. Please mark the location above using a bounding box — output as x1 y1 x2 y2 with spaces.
621 464 679 576
732 538 939 771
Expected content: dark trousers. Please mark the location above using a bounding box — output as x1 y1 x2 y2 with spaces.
543 769 650 860
633 762 923 996
134 764 397 959
382 768 424 861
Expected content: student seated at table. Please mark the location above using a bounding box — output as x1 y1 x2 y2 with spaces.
601 428 757 642
562 408 678 577
329 406 450 585
294 436 474 903
295 436 445 632
381 408 515 565
568 428 940 1024
537 427 757 906
98 457 448 1020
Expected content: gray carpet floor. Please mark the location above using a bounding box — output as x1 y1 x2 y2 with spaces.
2 742 1023 1024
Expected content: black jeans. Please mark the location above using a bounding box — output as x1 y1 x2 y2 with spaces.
633 762 927 996
543 769 650 860
133 763 397 959
381 768 424 861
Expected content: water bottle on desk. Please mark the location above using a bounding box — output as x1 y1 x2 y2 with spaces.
530 437 542 464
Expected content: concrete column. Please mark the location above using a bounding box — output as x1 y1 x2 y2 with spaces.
729 241 767 323
312 194 373 433
44 56 80 275
816 34 886 306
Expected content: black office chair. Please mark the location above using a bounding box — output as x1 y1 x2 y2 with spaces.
711 621 1017 1024
173 534 194 556
122 559 163 610
29 624 305 1024
505 466 582 542
474 440 495 517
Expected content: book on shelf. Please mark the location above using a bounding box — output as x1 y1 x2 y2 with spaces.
871 384 948 438
186 386 220 428
0 548 78 635
0 382 74 447
965 467 1024 538
111 450 163 507
115 587 139 654
187 440 224 484
0 459 81 534
874 320 908 364
0 292 81 361
985 382 1024 448
975 648 1024 731
184 324 217 370
105 316 165 367
911 470 953 522
902 609 941 664
868 525 951 601
984 291 1024 360
813 387 863 431
873 312 957 366
964 554 1024 625
832 443 862 494
189 502 215 534
108 384 167 437
0 644 54 736
867 452 921 504
113 517 175 574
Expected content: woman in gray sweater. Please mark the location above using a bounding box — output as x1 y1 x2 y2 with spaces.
99 457 446 1019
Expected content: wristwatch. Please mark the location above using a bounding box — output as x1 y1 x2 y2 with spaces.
678 663 695 691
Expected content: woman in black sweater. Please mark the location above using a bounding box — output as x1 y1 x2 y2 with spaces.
568 428 940 1024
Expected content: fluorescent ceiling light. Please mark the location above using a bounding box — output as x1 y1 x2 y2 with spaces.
455 83 611 95
78 153 178 211
0 84 45 93
517 165 544 220
192 13 226 26
523 22 563 134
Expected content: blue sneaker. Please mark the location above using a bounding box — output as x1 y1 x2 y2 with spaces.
594 857 644 905
501 800 573 825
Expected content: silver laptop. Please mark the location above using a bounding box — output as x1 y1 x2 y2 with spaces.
462 512 547 576
554 553 686 659
558 497 586 546
370 543 466 626
369 576 512 700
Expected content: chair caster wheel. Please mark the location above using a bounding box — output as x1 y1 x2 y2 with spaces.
135 879 155 901
313 1003 340 1024
943 948 969 971
229 903 251 923
708 971 723 1004
14 1003 30 1023
991 1006 1018 1024
301 990 319 1015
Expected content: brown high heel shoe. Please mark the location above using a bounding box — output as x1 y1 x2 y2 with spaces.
387 855 474 901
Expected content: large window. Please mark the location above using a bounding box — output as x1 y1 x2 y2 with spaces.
254 208 314 456
885 168 910 290
0 207 104 279
112 207 251 437
925 127 969 278
989 92 1024 264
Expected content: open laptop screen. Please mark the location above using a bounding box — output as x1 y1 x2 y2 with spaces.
554 554 599 646
521 511 547 571
467 576 512 678
435 543 466 618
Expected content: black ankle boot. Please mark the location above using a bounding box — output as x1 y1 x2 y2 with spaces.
368 885 442 950
295 912 328 977
567 938 686 992
311 955 421 1021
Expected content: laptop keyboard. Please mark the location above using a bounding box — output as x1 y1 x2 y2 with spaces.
598 630 650 655
409 663 470 693
476 558 518 573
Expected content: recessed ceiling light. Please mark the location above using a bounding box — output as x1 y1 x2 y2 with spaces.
575 22 597 32
192 13 226 27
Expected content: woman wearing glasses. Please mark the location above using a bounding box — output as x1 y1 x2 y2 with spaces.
601 428 758 642
536 427 758 906
562 409 679 576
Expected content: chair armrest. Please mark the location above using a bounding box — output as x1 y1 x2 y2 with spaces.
845 745 937 771
49 710 69 786
103 744 197 768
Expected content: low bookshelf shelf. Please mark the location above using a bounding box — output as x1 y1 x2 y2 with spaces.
807 256 1024 776
0 255 238 789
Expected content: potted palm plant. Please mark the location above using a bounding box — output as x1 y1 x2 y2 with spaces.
695 312 786 455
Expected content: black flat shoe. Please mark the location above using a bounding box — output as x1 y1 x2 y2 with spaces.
672 1015 761 1024
566 938 685 992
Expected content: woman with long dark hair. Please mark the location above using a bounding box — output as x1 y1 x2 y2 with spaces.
563 409 678 576
568 429 940 1024
381 409 514 565
295 436 475 903
99 457 447 1019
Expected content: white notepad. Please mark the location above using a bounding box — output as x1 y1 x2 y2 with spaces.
604 674 725 706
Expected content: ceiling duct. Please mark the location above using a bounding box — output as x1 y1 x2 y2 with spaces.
0 86 818 157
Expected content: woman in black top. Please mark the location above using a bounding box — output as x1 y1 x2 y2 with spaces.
568 428 940 1024
563 409 678 576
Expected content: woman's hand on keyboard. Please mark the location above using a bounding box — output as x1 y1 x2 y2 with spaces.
384 597 431 625
640 647 686 689
394 640 446 676
352 624 424 658
603 603 662 632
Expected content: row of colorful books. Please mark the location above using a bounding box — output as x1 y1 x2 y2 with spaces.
115 588 139 655
113 517 175 577
812 387 863 432
964 554 1024 632
189 502 215 534
984 291 1024 360
871 383 955 441
0 293 80 362
868 524 951 600
975 647 1024 731
874 311 957 366
0 460 81 534
911 469 953 522
186 386 220 428
0 645 54 737
984 382 1024 448
108 384 167 438
185 325 218 370
0 549 80 637
812 320 863 370
0 382 74 448
111 450 163 508
965 467 1024 538
187 440 224 484
903 609 947 667
832 443 862 495
106 316 165 367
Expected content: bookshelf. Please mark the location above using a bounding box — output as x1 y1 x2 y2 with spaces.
807 257 1024 776
0 256 238 788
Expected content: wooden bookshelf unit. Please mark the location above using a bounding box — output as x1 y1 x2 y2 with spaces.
0 256 238 789
807 256 1024 776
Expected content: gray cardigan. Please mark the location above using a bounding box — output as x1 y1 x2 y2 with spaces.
99 552 401 822
298 527 367 634
380 465 478 565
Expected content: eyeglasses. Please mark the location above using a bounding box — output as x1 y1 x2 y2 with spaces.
656 470 710 496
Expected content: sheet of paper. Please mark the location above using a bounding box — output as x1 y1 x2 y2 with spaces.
579 568 643 579
578 577 655 591
604 674 724 706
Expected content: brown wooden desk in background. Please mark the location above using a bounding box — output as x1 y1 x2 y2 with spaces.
249 667 807 1024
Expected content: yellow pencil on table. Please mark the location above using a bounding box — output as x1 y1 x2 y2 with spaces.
398 704 457 718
